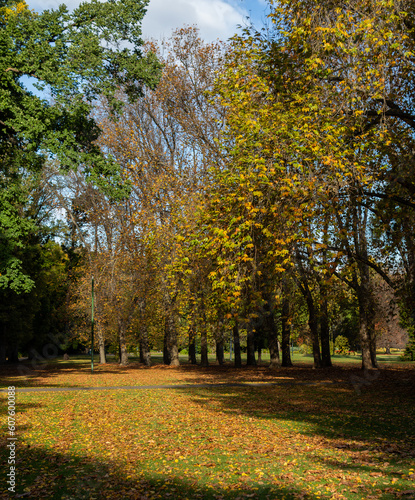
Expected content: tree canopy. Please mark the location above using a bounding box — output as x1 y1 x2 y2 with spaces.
2 1 415 368
0 0 161 293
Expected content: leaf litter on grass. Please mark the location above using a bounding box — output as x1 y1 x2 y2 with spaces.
0 363 414 499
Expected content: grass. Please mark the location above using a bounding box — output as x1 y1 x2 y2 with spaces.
1 356 414 500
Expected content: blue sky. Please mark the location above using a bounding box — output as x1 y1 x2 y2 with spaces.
28 0 272 42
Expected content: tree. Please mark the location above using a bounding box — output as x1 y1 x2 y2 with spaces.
202 0 415 371
268 0 415 368
96 28 227 366
0 166 71 362
0 0 161 292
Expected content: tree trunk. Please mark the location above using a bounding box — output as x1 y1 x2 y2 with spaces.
281 295 293 367
370 334 378 368
264 300 280 369
188 326 197 364
233 321 242 368
255 324 264 365
99 342 106 364
165 313 180 367
319 217 332 368
216 336 224 365
306 293 321 368
246 324 256 366
97 324 107 364
118 321 129 366
357 267 378 370
200 327 209 367
319 289 332 368
359 304 373 370
95 299 106 364
139 324 151 366
257 347 262 365
295 246 321 367
117 294 141 367
163 328 171 365
352 203 378 370
358 294 378 369
200 295 209 367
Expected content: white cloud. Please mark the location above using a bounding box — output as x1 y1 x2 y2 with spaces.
28 0 250 42
142 0 249 42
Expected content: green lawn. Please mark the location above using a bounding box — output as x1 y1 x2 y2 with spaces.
1 358 414 499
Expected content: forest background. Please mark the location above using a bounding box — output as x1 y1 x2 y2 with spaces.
1 0 415 371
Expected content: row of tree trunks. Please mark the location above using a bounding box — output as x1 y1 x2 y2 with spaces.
158 284 337 370
187 324 225 365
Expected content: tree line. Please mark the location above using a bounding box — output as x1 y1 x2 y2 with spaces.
1 0 414 369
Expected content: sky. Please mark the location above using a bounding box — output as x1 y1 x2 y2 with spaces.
27 0 272 42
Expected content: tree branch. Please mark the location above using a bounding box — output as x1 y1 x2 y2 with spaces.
363 190 415 210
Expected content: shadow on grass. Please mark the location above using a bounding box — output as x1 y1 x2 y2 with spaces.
0 355 414 394
176 372 415 453
1 394 413 500
0 357 355 391
0 444 325 500
1 365 415 499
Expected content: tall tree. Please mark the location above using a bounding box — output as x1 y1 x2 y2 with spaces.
0 0 161 293
97 28 226 366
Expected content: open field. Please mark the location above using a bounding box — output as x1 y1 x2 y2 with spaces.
1 358 415 500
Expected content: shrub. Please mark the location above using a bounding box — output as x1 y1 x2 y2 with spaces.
299 344 312 355
334 335 350 354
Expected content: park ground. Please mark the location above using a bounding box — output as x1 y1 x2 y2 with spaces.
1 353 414 500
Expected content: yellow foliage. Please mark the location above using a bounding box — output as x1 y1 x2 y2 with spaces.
1 1 29 19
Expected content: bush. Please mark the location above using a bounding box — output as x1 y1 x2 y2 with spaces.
401 344 415 361
299 344 312 355
334 335 350 354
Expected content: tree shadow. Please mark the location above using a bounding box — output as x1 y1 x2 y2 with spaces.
1 365 414 499
0 443 328 500
0 358 351 391
177 372 415 441
174 371 415 480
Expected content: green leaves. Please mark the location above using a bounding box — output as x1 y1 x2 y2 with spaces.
0 0 161 171
0 0 161 292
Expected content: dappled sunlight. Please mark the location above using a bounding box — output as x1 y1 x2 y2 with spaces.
1 362 414 499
